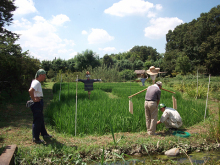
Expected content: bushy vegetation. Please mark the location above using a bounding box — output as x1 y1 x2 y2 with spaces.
45 82 207 136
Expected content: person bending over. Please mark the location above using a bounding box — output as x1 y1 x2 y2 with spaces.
157 103 182 130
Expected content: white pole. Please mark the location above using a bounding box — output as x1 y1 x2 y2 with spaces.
204 74 210 121
196 69 198 100
59 74 62 101
75 75 78 136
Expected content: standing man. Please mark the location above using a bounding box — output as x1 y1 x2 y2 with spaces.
29 69 52 143
157 103 182 130
144 81 162 135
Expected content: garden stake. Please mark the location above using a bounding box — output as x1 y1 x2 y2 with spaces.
129 76 133 114
172 96 177 109
204 74 210 121
75 75 78 136
129 99 133 114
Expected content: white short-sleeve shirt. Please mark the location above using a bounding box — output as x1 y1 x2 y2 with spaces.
31 79 43 97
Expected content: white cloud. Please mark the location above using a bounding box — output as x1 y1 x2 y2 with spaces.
51 14 70 26
13 15 74 61
82 30 88 35
88 29 114 44
99 47 116 52
144 17 183 39
13 18 32 28
155 4 162 10
104 0 162 17
69 51 78 59
14 0 37 15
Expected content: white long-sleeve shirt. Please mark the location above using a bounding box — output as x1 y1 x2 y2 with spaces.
160 107 182 128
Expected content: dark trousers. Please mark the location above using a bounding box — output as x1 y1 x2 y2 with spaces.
31 99 48 140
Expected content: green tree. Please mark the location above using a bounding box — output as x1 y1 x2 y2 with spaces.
133 60 144 70
130 45 159 62
47 68 55 79
175 53 191 75
41 60 52 72
116 59 132 71
0 0 16 38
74 49 100 71
164 5 220 75
0 0 40 98
144 60 152 70
67 58 75 72
102 54 114 67
119 69 136 80
51 58 67 73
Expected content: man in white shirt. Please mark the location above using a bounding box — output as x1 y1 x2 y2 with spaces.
157 103 182 129
29 69 52 143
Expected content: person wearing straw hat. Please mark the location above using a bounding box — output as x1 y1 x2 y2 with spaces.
144 81 162 135
157 103 182 130
29 69 52 144
77 71 101 99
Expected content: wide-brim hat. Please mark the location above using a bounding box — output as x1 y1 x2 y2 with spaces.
146 66 160 75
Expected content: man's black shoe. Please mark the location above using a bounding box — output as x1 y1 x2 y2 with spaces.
43 134 52 138
33 139 44 144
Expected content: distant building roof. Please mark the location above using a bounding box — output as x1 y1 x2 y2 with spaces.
134 70 167 74
134 70 146 74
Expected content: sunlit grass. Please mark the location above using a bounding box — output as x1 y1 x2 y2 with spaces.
45 82 207 136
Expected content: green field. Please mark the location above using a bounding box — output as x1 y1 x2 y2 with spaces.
45 82 207 136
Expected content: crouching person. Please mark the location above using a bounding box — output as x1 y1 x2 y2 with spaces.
157 103 182 130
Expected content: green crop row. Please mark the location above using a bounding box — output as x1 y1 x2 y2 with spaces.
45 82 207 136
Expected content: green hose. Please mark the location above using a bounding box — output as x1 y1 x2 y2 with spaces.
172 131 191 138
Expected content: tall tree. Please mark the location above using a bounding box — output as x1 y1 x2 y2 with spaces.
103 54 114 67
0 0 17 39
130 45 159 62
74 49 100 71
164 5 220 75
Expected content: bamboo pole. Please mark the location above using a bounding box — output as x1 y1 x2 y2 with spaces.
161 88 176 94
128 88 148 98
128 87 175 98
75 75 78 136
196 69 198 100
204 74 210 121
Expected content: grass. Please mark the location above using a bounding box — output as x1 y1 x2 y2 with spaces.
45 82 207 136
0 81 219 164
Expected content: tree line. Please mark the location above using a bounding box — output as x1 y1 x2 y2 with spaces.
42 5 220 77
0 1 219 101
0 0 40 101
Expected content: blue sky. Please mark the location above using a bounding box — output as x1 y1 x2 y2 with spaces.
7 0 220 61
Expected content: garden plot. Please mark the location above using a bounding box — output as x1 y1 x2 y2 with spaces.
45 82 207 136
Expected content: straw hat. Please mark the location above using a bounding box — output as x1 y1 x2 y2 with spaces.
146 66 160 75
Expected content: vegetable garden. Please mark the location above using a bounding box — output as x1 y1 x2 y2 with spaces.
45 82 207 136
